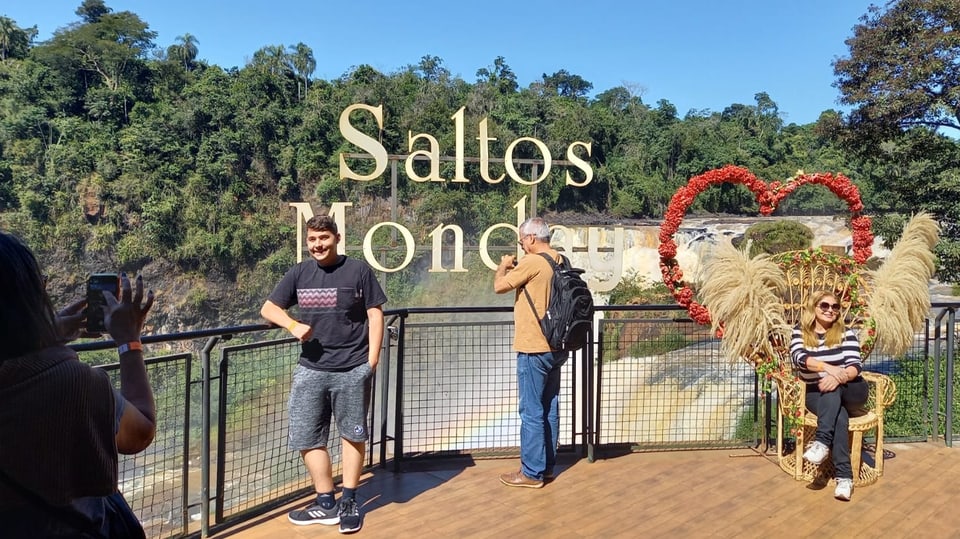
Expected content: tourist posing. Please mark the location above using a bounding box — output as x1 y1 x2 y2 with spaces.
790 290 868 501
261 215 386 534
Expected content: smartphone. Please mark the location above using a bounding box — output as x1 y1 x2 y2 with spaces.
86 273 119 333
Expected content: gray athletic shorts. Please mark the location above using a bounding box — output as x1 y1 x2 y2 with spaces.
288 362 374 449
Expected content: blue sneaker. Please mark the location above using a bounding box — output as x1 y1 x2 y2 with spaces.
288 501 339 526
338 497 362 534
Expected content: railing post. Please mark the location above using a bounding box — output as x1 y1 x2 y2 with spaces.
200 336 221 538
754 371 762 447
764 384 773 451
180 353 193 537
933 309 949 443
393 312 407 472
946 308 956 447
589 324 599 462
379 316 400 468
923 318 931 440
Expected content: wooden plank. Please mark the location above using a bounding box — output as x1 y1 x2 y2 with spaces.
208 443 960 538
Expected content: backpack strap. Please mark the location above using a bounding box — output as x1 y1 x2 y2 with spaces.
520 252 565 321
522 287 540 321
538 252 566 271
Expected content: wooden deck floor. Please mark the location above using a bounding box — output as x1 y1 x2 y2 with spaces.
209 442 960 538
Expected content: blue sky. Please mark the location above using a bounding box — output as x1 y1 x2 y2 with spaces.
5 0 879 125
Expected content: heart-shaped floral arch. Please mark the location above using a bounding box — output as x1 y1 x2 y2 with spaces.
658 165 874 326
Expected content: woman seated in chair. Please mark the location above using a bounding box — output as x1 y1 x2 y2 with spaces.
789 290 868 501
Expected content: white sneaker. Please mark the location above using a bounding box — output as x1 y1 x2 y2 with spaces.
834 478 853 501
803 441 829 465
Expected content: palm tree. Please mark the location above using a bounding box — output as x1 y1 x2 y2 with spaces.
288 42 316 101
175 33 199 70
251 44 289 76
0 17 17 60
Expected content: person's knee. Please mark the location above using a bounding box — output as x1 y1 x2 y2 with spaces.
848 405 868 417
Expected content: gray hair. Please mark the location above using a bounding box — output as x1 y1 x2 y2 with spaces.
519 217 550 242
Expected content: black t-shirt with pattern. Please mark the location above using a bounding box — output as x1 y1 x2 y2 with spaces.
268 256 387 370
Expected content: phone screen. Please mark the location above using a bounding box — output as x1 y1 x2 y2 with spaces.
86 273 119 333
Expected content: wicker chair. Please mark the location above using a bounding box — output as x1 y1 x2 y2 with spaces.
697 212 936 488
773 369 896 486
768 249 897 487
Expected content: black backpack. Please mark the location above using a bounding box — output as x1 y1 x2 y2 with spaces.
522 252 595 352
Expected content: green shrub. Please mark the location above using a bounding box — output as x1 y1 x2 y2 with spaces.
606 271 673 306
734 220 813 257
601 273 682 362
886 354 960 439
626 328 690 357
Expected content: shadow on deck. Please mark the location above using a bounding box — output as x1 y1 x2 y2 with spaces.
209 441 960 538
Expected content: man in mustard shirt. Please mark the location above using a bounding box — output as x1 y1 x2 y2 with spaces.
493 217 566 488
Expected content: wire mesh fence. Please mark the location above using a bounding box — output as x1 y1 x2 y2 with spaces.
217 338 313 521
396 319 583 460
98 353 192 539
597 315 758 451
71 303 957 538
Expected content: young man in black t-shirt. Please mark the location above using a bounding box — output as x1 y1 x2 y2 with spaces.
261 215 386 534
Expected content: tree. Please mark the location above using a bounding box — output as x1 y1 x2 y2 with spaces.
859 129 960 282
76 0 111 23
834 0 960 135
541 69 592 99
40 10 156 92
0 17 37 60
250 44 288 76
288 42 315 101
0 18 15 61
173 33 199 70
834 0 960 283
416 55 449 83
733 220 814 257
475 56 517 95
593 87 634 112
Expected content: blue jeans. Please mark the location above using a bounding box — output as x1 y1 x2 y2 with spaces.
517 351 567 480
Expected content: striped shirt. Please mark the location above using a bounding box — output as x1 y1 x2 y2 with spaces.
790 326 863 384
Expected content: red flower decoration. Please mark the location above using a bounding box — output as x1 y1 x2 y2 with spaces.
659 166 874 325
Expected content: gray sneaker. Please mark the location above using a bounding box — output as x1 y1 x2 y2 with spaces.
338 497 362 534
803 441 830 465
288 501 340 526
834 478 853 501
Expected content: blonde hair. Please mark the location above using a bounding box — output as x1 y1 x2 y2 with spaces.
800 290 844 349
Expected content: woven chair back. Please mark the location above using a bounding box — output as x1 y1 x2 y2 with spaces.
772 249 874 360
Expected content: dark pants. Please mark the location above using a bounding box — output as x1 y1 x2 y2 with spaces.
805 377 869 479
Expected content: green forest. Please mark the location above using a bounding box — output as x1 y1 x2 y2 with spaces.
2 0 959 329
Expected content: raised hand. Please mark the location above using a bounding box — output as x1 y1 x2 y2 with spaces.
104 273 155 343
55 298 87 342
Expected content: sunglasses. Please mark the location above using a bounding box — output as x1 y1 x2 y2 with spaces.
818 301 841 313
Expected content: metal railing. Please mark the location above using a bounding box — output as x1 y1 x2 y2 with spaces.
72 302 959 538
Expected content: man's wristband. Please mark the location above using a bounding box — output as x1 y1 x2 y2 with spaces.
118 341 143 355
286 321 299 332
